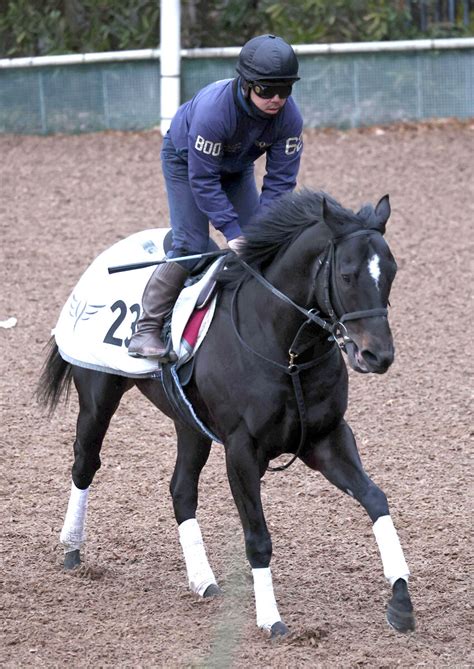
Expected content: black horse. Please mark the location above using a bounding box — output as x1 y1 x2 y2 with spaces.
37 189 415 637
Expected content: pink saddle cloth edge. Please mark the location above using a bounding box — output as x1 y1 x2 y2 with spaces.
181 305 211 349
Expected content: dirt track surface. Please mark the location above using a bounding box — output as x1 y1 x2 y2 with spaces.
1 121 473 667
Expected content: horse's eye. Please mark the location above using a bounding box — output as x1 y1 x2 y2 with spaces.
341 274 351 283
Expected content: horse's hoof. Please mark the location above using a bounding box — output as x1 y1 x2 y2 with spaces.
270 621 289 639
386 578 415 633
203 583 222 598
387 604 416 633
64 549 81 570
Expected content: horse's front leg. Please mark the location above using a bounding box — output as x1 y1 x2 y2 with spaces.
301 420 415 633
225 435 288 638
170 423 220 598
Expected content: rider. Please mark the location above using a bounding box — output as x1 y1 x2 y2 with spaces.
128 34 303 360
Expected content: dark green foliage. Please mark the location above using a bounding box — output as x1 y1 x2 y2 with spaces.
211 0 414 46
209 0 473 45
0 0 160 57
0 0 472 58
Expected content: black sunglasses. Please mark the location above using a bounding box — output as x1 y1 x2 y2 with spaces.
252 82 293 99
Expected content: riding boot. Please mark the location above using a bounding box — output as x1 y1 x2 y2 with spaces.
128 261 189 360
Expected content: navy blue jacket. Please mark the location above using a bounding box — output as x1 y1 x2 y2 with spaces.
168 78 303 241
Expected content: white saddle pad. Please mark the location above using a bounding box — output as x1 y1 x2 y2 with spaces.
53 229 218 378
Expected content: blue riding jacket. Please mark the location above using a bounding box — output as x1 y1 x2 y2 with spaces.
168 77 303 241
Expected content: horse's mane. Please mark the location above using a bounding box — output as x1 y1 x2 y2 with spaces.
217 188 364 288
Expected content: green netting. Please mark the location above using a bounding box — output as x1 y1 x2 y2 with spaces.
296 50 474 127
0 61 161 134
0 49 472 134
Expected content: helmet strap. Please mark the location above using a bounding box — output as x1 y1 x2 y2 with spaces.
240 78 251 98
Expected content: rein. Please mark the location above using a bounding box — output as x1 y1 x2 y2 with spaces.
232 227 387 472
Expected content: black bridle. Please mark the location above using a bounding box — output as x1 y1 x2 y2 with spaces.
317 228 388 350
230 227 388 471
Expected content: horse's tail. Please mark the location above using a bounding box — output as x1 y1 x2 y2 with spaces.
36 337 73 415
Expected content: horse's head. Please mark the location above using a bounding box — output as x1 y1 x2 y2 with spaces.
317 195 397 374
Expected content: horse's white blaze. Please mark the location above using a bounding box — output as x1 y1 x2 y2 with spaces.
368 253 381 289
60 482 89 551
373 515 410 585
178 518 217 596
252 567 281 630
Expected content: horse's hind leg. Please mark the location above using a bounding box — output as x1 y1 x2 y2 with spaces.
60 368 131 569
301 420 415 633
169 424 219 597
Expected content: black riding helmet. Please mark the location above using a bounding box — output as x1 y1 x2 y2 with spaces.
236 34 300 84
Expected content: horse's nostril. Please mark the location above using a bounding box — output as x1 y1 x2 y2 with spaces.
361 350 378 366
361 349 392 371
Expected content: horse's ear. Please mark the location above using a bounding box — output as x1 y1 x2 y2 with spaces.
374 194 391 233
321 196 344 235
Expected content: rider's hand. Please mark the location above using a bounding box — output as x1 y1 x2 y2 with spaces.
228 235 245 254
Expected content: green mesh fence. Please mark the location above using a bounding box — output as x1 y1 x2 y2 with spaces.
0 48 472 134
0 60 161 134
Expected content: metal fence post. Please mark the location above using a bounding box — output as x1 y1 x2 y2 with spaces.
160 0 181 135
38 70 47 134
101 68 110 128
351 58 360 128
416 52 423 119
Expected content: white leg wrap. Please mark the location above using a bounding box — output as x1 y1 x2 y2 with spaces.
373 515 410 586
178 519 217 597
252 567 281 631
59 482 89 552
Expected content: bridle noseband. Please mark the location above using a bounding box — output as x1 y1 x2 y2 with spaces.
230 226 388 472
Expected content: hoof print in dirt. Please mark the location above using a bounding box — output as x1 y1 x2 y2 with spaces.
63 550 81 570
386 578 415 633
287 628 328 647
